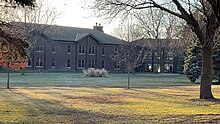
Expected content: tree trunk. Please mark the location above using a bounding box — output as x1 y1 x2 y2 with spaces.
7 71 10 89
151 51 154 72
21 68 25 76
160 50 165 73
127 71 130 89
200 45 214 99
6 62 10 89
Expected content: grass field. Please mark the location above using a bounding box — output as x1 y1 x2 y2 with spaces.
0 72 189 88
1 72 220 123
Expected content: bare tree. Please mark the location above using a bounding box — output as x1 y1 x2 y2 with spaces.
112 42 149 89
90 0 220 99
113 9 184 73
7 0 61 45
4 0 61 73
0 0 34 61
112 22 145 42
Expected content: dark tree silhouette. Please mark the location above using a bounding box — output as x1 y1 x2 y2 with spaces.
91 0 220 99
0 0 35 56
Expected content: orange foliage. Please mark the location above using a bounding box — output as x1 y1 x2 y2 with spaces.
0 52 27 70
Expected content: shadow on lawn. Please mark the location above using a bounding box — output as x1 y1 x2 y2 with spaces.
2 89 220 123
5 89 149 123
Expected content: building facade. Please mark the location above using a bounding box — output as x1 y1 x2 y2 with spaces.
19 23 125 71
135 38 183 73
13 22 183 73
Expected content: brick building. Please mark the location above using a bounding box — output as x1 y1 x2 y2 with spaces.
15 22 125 71
12 22 183 73
135 38 184 73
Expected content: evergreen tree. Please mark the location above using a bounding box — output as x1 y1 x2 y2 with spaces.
213 41 220 83
184 40 220 83
177 56 184 74
183 41 202 83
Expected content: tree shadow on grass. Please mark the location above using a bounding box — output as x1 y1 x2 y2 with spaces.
5 89 150 123
3 89 220 123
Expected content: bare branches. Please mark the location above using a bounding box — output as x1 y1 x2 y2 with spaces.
207 0 220 24
3 0 35 7
0 22 29 61
91 0 220 99
112 42 150 71
8 0 60 46
0 0 34 61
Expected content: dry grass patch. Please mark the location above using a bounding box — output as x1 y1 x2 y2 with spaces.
1 85 220 123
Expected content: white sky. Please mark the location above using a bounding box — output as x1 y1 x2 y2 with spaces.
49 0 119 35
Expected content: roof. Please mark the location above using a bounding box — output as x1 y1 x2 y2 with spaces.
12 22 125 45
134 38 178 48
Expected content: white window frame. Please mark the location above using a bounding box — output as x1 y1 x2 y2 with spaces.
67 59 71 68
52 45 56 53
114 61 120 70
102 47 105 56
89 46 95 55
36 44 43 52
102 61 105 68
67 45 71 54
79 46 85 55
36 58 43 67
88 60 95 68
78 60 85 69
27 59 32 67
51 58 55 68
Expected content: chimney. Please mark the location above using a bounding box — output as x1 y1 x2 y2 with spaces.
93 23 103 32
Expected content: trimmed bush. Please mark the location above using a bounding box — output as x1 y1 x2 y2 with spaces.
83 68 108 77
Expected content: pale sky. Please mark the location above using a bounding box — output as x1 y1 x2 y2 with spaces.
49 0 119 35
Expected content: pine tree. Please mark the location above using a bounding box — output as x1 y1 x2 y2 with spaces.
177 56 184 74
184 39 220 83
213 41 220 83
183 41 202 83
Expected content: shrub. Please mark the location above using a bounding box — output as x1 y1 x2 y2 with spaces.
83 68 108 77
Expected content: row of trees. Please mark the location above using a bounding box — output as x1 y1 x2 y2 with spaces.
90 0 220 99
112 8 187 73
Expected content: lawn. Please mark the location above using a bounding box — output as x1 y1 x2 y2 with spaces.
1 72 220 123
0 72 189 88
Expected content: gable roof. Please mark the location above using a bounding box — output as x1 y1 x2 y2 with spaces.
13 22 125 45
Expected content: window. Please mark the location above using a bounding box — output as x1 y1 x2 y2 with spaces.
27 59 32 67
88 60 95 68
36 58 43 67
102 47 105 55
102 61 105 68
168 57 173 60
89 46 95 55
67 59 71 68
79 46 85 54
52 45 55 53
114 61 120 69
36 44 43 52
78 60 85 68
67 45 71 53
114 47 118 55
51 58 55 68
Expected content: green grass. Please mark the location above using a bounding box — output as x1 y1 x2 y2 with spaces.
1 72 220 123
0 72 189 88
